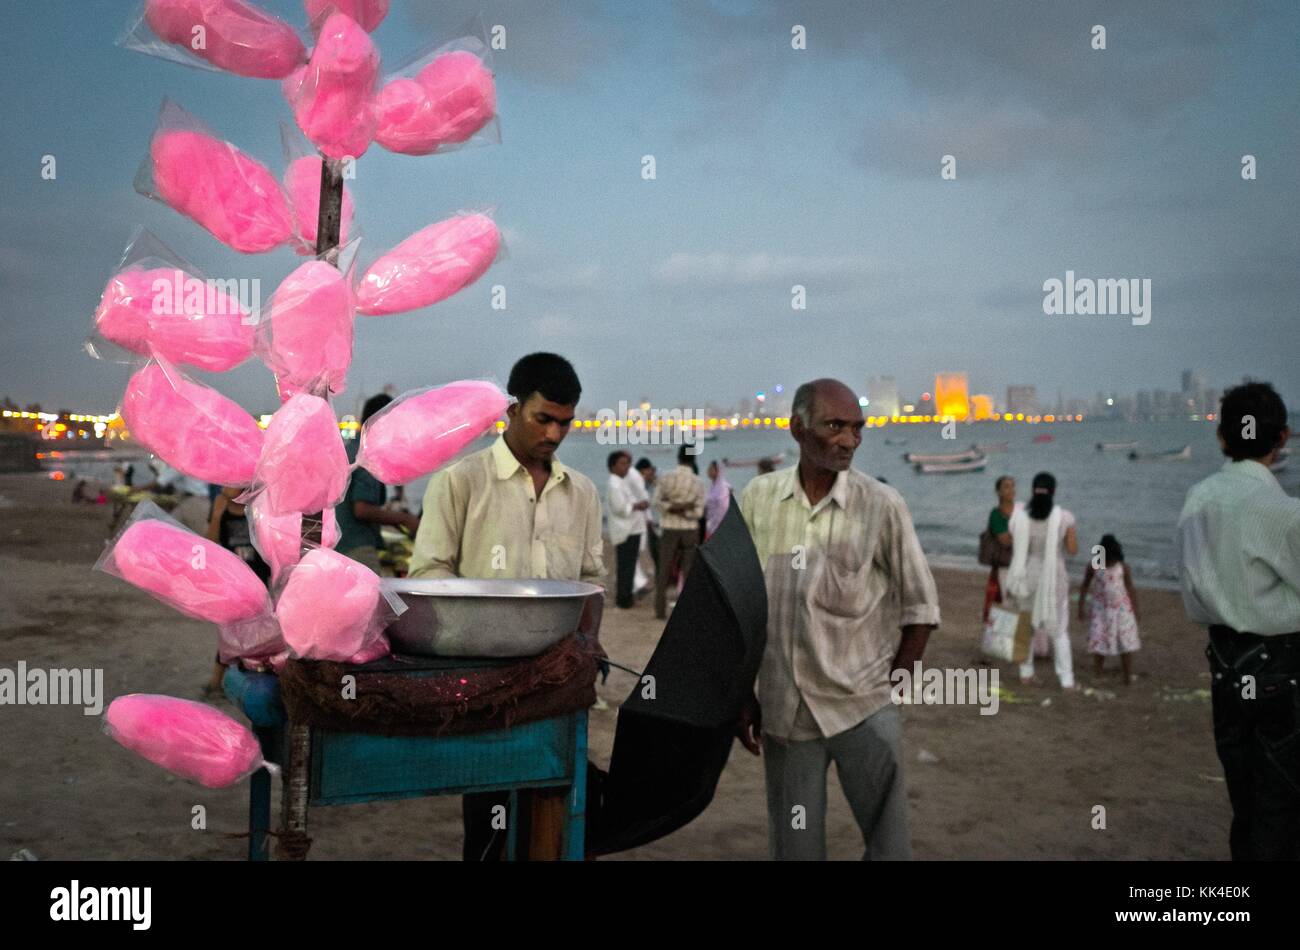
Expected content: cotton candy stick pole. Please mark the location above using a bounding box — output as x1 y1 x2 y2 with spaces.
277 155 346 863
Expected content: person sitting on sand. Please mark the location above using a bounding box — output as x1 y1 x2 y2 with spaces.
1079 534 1140 685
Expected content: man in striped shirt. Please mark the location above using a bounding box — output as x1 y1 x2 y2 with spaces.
652 444 706 619
1177 381 1300 860
737 378 940 860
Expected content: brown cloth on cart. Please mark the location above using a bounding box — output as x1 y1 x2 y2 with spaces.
278 633 598 737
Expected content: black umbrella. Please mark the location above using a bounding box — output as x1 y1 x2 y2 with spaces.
587 494 767 855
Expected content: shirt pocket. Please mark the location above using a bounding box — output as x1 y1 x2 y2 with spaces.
811 555 870 619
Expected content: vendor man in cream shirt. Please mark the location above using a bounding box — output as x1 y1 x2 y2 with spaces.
408 351 605 860
737 378 939 860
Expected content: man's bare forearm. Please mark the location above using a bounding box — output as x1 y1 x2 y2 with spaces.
892 624 934 673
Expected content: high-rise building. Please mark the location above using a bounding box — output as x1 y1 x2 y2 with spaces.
970 394 994 420
1006 385 1037 416
934 372 971 420
867 376 900 417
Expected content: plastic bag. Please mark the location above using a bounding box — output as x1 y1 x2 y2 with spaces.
374 48 497 156
120 360 264 486
119 0 307 79
283 10 379 160
274 547 405 661
256 260 354 400
90 229 255 373
254 393 351 515
356 380 510 484
95 501 272 626
303 0 388 32
354 213 500 316
135 99 294 254
104 694 266 788
246 490 340 584
284 154 357 255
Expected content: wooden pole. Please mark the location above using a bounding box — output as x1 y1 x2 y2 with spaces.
276 156 346 861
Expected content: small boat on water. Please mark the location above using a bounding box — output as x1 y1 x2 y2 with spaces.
1129 445 1191 462
1033 434 1054 443
722 451 787 468
903 448 982 465
1097 441 1139 452
973 441 1008 453
915 456 988 474
883 438 909 446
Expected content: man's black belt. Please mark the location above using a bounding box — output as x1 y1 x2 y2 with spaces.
1209 624 1300 643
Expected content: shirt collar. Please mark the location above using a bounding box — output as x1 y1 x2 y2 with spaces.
779 466 849 511
492 435 567 485
1221 457 1282 490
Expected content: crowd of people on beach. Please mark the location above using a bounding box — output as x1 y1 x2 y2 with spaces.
96 350 1298 862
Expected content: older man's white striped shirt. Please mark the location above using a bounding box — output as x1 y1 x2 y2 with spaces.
740 466 941 741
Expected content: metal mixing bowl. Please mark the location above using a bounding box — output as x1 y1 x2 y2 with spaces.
383 577 602 658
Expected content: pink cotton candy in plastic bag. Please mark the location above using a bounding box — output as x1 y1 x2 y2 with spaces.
354 214 499 316
247 493 339 583
105 694 264 788
303 0 388 32
121 362 264 486
285 156 355 254
374 51 496 155
260 261 353 397
94 266 254 372
256 394 350 515
284 12 379 160
275 547 384 660
151 129 294 254
105 517 271 624
357 381 509 484
145 0 306 79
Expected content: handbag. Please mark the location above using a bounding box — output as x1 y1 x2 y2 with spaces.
978 529 1012 567
982 604 1033 663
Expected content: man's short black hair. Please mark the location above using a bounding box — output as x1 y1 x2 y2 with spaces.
635 458 653 472
1218 382 1288 461
361 393 393 424
507 352 581 406
607 450 630 471
677 443 698 469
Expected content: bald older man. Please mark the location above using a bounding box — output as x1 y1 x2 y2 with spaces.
737 378 940 860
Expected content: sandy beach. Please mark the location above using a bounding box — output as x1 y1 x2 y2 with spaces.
0 473 1230 860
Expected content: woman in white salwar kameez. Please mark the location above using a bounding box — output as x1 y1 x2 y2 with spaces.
1004 472 1079 688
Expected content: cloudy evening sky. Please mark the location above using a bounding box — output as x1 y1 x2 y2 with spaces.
1 0 1296 415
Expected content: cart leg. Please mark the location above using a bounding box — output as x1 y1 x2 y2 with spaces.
565 714 588 860
505 790 519 861
276 722 312 861
249 767 271 861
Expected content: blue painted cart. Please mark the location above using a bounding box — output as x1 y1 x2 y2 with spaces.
223 665 588 860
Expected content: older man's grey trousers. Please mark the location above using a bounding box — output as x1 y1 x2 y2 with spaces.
762 703 912 860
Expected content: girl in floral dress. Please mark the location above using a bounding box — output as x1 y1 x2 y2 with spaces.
1078 534 1141 684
